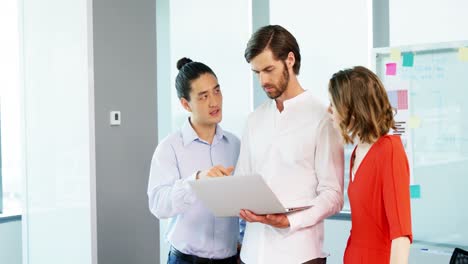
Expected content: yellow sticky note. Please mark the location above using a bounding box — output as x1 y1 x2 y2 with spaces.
459 47 468 61
390 49 401 61
408 116 421 128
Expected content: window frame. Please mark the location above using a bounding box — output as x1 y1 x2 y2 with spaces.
0 115 3 214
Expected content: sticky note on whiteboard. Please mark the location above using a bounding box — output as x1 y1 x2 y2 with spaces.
397 90 408 110
402 52 414 67
387 90 398 108
459 47 468 61
410 185 421 199
408 116 421 128
386 63 397 75
390 49 401 61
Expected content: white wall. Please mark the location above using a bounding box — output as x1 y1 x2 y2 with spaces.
20 0 96 263
390 0 468 46
269 0 372 104
323 219 351 264
169 0 252 137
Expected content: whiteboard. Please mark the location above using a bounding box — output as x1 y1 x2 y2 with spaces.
373 41 468 247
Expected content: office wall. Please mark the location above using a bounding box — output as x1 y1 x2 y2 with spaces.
269 0 372 105
21 0 96 263
323 220 350 263
0 220 22 264
251 0 270 108
390 0 468 46
93 0 159 263
168 0 252 137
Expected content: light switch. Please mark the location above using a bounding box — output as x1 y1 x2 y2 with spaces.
110 111 121 126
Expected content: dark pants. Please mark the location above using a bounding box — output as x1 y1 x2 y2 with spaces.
303 258 327 264
167 251 237 264
168 252 192 264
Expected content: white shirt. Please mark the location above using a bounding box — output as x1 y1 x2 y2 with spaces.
236 91 344 264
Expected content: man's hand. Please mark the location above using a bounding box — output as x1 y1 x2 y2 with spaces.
197 165 234 180
239 209 290 229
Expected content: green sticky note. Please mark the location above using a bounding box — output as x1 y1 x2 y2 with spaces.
402 52 414 67
410 185 421 199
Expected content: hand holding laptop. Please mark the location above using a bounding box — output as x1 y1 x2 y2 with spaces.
240 209 290 228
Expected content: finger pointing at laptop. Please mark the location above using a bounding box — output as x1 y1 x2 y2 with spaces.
196 165 234 180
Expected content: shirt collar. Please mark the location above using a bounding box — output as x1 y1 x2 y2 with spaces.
181 118 226 146
283 89 310 109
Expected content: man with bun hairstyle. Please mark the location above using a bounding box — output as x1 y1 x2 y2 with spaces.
148 58 240 264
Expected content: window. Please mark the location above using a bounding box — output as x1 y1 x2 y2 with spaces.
0 123 2 213
343 144 356 212
0 0 23 216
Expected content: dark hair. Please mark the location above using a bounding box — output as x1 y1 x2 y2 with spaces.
328 66 395 144
244 25 301 75
175 57 217 101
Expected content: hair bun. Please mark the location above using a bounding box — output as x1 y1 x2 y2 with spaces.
177 57 193 70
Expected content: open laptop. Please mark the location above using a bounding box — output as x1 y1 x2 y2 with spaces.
188 174 312 217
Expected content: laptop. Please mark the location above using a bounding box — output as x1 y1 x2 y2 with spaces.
188 174 312 217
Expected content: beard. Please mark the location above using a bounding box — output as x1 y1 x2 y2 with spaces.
263 63 290 99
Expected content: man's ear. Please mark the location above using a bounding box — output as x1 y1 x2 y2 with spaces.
180 98 192 112
286 51 296 70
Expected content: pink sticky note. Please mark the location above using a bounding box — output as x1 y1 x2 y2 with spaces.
398 90 408 110
386 63 397 75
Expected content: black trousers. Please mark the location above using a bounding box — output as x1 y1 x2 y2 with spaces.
303 258 327 264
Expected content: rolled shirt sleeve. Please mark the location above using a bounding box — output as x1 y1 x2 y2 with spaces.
287 115 344 232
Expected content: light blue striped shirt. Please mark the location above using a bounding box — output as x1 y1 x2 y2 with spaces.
147 118 240 258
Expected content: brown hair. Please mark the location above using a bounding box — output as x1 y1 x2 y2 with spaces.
328 66 395 144
244 25 301 75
